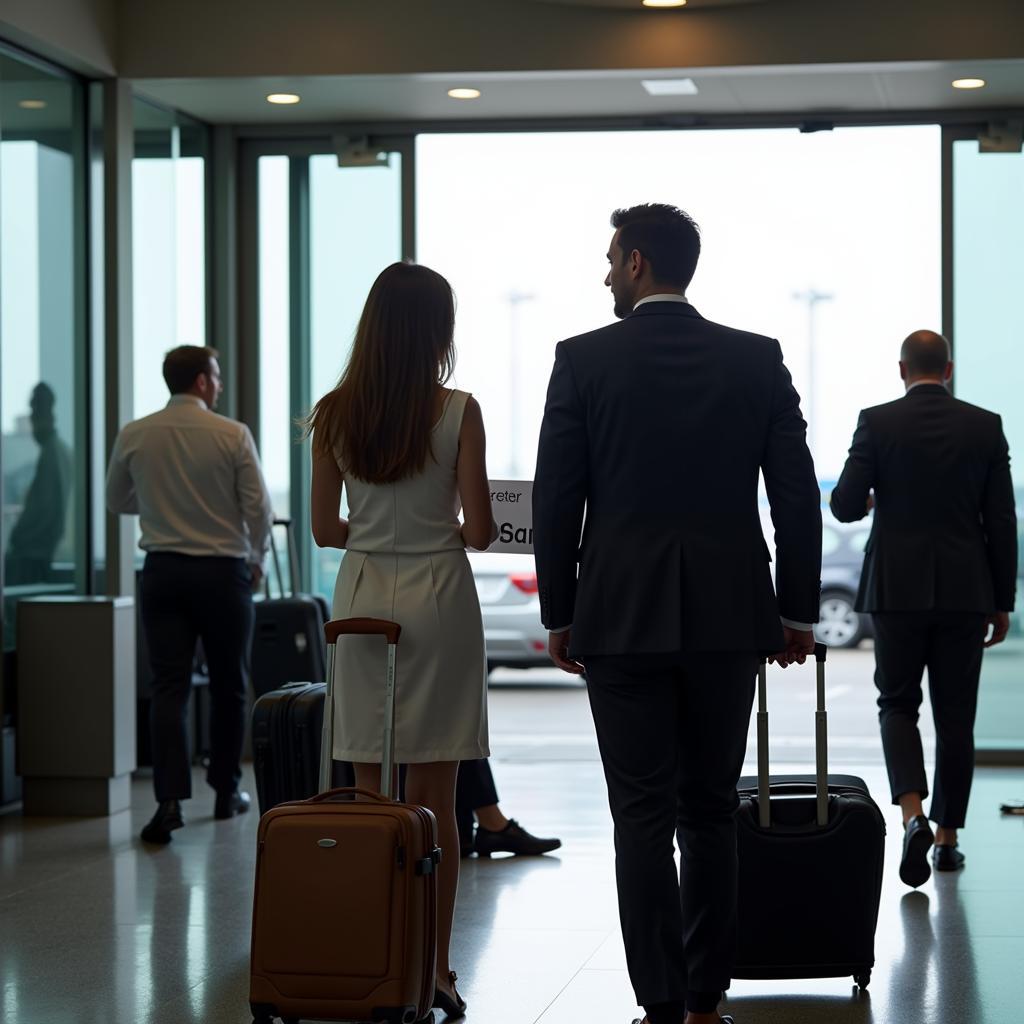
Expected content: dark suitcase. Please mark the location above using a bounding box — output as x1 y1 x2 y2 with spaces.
250 618 439 1024
252 518 329 697
251 682 355 815
734 643 886 991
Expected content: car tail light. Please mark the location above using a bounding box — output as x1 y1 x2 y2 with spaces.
509 572 538 595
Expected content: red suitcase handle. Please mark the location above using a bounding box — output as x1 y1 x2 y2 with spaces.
324 617 401 646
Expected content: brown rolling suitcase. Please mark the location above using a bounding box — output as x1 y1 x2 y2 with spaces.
250 618 440 1024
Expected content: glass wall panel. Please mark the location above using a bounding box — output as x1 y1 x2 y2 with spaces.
417 128 941 485
1 52 85 654
258 155 291 522
308 153 402 598
953 138 1024 755
131 98 207 419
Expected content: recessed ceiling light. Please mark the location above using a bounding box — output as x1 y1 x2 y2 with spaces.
642 78 699 96
448 88 481 100
642 0 688 7
952 78 986 90
266 93 301 105
19 99 47 110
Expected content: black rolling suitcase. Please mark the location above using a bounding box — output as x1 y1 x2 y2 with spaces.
252 518 329 698
251 682 354 814
734 642 886 991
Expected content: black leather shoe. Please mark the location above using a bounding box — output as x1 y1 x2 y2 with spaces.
459 826 475 859
140 800 184 844
214 789 251 820
933 844 965 871
473 819 562 857
433 970 466 1019
899 814 934 888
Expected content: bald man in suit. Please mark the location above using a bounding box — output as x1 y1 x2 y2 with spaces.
831 330 1017 887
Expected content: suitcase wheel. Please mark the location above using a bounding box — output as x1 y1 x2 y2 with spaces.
854 970 871 991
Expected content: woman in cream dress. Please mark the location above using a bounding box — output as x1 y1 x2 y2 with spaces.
307 262 496 1018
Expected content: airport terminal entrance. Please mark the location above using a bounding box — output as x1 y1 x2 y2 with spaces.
237 123 1023 765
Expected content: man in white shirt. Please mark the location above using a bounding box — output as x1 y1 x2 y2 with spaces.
107 345 273 844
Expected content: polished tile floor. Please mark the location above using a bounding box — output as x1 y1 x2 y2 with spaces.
2 759 1023 1024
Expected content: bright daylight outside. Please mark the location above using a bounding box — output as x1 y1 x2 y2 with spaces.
412 125 943 768
251 125 955 766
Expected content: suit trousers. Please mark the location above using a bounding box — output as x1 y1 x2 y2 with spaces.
456 758 500 841
585 650 757 1018
872 610 987 829
141 553 255 802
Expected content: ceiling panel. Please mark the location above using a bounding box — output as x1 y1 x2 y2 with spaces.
133 60 1024 126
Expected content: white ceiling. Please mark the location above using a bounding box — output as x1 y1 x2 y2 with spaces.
133 60 1024 127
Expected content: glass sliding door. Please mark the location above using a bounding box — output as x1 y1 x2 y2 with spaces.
242 139 409 597
951 131 1024 757
308 152 404 598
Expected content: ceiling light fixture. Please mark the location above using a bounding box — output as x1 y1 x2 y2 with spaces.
266 93 301 105
642 0 688 7
642 78 698 96
447 88 481 100
952 78 986 90
18 99 47 110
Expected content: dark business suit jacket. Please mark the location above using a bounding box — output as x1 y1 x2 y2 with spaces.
830 383 1017 613
533 301 822 656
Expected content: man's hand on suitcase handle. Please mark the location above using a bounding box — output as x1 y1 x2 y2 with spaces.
769 626 816 668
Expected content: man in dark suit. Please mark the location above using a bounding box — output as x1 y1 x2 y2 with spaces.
533 204 822 1024
831 330 1016 887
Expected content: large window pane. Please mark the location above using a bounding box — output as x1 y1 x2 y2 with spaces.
1 53 84 652
308 153 403 598
953 139 1024 755
417 128 941 483
132 99 207 419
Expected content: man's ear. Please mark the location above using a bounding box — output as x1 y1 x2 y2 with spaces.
898 361 908 381
629 249 644 279
944 361 954 382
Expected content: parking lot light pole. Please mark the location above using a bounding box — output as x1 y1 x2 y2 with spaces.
792 288 834 457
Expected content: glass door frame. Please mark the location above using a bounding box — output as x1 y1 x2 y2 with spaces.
237 135 416 589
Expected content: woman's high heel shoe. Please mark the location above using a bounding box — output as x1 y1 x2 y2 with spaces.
432 970 467 1019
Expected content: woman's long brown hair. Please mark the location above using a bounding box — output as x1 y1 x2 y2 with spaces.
304 262 456 483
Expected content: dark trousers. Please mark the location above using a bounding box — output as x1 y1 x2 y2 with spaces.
456 758 500 840
585 651 757 1020
141 553 255 802
872 610 987 829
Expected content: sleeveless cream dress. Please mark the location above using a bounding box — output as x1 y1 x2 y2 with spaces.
331 389 489 763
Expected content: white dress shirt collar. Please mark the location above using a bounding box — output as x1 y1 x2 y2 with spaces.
633 293 690 310
167 394 209 410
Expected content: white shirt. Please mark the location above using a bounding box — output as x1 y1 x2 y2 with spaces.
633 292 690 309
551 293 813 634
106 395 273 567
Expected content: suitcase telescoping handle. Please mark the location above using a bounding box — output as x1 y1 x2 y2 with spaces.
264 517 302 600
756 641 828 829
318 618 402 798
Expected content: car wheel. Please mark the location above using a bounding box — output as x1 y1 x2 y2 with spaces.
815 590 865 649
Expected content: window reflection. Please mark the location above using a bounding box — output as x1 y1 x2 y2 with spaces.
1 51 83 650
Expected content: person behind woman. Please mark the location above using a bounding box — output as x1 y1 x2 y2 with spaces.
306 261 497 1018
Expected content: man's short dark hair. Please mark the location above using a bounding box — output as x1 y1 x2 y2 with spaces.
162 345 219 395
610 204 701 291
900 331 950 377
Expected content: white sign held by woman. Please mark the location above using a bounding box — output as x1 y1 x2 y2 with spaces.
487 480 534 554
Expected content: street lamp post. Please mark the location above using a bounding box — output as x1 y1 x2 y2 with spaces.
791 288 834 456
506 290 535 477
